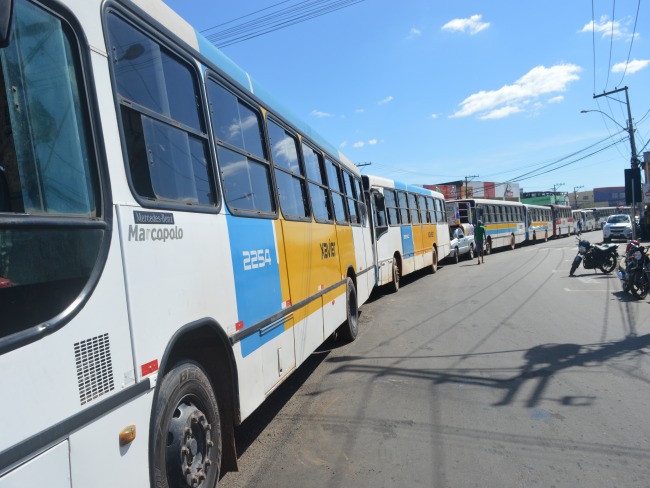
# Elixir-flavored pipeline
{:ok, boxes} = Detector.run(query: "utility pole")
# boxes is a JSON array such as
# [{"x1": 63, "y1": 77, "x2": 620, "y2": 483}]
[
  {"x1": 465, "y1": 174, "x2": 478, "y2": 198},
  {"x1": 551, "y1": 183, "x2": 564, "y2": 204},
  {"x1": 593, "y1": 87, "x2": 640, "y2": 238},
  {"x1": 573, "y1": 185, "x2": 583, "y2": 209},
  {"x1": 593, "y1": 86, "x2": 640, "y2": 168}
]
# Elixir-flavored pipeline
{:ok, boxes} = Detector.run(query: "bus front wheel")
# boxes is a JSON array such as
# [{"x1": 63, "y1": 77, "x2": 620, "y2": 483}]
[{"x1": 153, "y1": 361, "x2": 222, "y2": 488}]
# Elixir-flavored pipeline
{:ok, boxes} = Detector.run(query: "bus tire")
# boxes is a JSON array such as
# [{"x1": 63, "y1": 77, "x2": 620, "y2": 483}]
[
  {"x1": 338, "y1": 277, "x2": 359, "y2": 341},
  {"x1": 430, "y1": 247, "x2": 438, "y2": 273},
  {"x1": 153, "y1": 361, "x2": 222, "y2": 488},
  {"x1": 485, "y1": 239, "x2": 492, "y2": 255},
  {"x1": 510, "y1": 234, "x2": 515, "y2": 250},
  {"x1": 390, "y1": 258, "x2": 400, "y2": 292},
  {"x1": 544, "y1": 231, "x2": 548, "y2": 242}
]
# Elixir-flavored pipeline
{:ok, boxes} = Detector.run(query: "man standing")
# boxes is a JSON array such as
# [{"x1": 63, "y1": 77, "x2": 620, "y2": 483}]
[{"x1": 474, "y1": 219, "x2": 486, "y2": 265}]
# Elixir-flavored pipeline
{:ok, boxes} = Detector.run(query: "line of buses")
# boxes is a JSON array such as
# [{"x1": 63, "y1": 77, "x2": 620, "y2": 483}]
[{"x1": 0, "y1": 0, "x2": 590, "y2": 486}]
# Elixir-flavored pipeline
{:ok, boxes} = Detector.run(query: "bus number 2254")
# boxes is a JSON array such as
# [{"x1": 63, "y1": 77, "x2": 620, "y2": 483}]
[{"x1": 243, "y1": 249, "x2": 272, "y2": 270}]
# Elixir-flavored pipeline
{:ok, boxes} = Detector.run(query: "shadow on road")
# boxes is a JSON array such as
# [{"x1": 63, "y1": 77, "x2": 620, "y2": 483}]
[{"x1": 328, "y1": 332, "x2": 650, "y2": 409}]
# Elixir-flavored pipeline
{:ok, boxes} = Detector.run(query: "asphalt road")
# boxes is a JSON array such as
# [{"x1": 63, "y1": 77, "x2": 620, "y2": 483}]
[{"x1": 221, "y1": 231, "x2": 650, "y2": 488}]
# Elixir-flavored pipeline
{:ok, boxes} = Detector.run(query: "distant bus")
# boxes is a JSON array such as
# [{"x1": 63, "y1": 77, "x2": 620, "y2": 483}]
[
  {"x1": 589, "y1": 206, "x2": 631, "y2": 229},
  {"x1": 363, "y1": 175, "x2": 450, "y2": 291},
  {"x1": 571, "y1": 209, "x2": 596, "y2": 233},
  {"x1": 523, "y1": 204, "x2": 553, "y2": 243},
  {"x1": 548, "y1": 204, "x2": 573, "y2": 237},
  {"x1": 450, "y1": 199, "x2": 526, "y2": 253}
]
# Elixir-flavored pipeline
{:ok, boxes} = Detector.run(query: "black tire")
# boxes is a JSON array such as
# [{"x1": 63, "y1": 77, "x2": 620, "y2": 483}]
[
  {"x1": 600, "y1": 255, "x2": 617, "y2": 274},
  {"x1": 485, "y1": 239, "x2": 492, "y2": 255},
  {"x1": 604, "y1": 237, "x2": 611, "y2": 243},
  {"x1": 430, "y1": 247, "x2": 439, "y2": 273},
  {"x1": 453, "y1": 247, "x2": 459, "y2": 264},
  {"x1": 390, "y1": 258, "x2": 400, "y2": 293},
  {"x1": 337, "y1": 277, "x2": 359, "y2": 341},
  {"x1": 569, "y1": 259, "x2": 580, "y2": 276},
  {"x1": 510, "y1": 235, "x2": 515, "y2": 250},
  {"x1": 153, "y1": 361, "x2": 221, "y2": 488},
  {"x1": 544, "y1": 231, "x2": 548, "y2": 242},
  {"x1": 630, "y1": 273, "x2": 649, "y2": 300},
  {"x1": 468, "y1": 244, "x2": 475, "y2": 260}
]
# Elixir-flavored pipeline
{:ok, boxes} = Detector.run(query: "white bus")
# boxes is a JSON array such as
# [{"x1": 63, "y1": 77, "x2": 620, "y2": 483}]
[
  {"x1": 0, "y1": 0, "x2": 375, "y2": 485},
  {"x1": 523, "y1": 204, "x2": 553, "y2": 243},
  {"x1": 363, "y1": 175, "x2": 450, "y2": 291},
  {"x1": 450, "y1": 199, "x2": 526, "y2": 253}
]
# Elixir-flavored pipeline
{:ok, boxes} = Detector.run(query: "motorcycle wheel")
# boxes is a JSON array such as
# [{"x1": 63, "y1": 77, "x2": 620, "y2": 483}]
[
  {"x1": 600, "y1": 255, "x2": 617, "y2": 274},
  {"x1": 569, "y1": 259, "x2": 580, "y2": 276},
  {"x1": 631, "y1": 273, "x2": 649, "y2": 300}
]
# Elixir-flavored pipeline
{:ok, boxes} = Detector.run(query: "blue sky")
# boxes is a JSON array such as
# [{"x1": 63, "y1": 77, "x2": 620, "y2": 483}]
[{"x1": 162, "y1": 0, "x2": 650, "y2": 195}]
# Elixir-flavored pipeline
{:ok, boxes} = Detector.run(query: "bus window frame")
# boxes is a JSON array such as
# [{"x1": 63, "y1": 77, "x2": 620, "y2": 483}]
[
  {"x1": 1, "y1": 0, "x2": 112, "y2": 355},
  {"x1": 107, "y1": 10, "x2": 221, "y2": 215}
]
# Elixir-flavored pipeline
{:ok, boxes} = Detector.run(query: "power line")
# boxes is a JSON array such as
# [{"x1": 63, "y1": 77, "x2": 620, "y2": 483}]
[
  {"x1": 604, "y1": 0, "x2": 616, "y2": 90},
  {"x1": 201, "y1": 0, "x2": 367, "y2": 48},
  {"x1": 615, "y1": 0, "x2": 642, "y2": 88}
]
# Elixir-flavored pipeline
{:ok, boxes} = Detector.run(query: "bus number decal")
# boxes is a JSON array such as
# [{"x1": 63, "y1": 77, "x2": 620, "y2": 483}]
[
  {"x1": 320, "y1": 241, "x2": 336, "y2": 259},
  {"x1": 243, "y1": 249, "x2": 272, "y2": 270}
]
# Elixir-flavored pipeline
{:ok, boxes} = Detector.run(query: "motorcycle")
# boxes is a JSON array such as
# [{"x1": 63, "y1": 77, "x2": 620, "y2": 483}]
[
  {"x1": 617, "y1": 240, "x2": 650, "y2": 299},
  {"x1": 569, "y1": 235, "x2": 618, "y2": 276}
]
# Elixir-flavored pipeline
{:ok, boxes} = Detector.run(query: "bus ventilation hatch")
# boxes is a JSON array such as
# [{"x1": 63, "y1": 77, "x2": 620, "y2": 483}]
[{"x1": 74, "y1": 333, "x2": 115, "y2": 405}]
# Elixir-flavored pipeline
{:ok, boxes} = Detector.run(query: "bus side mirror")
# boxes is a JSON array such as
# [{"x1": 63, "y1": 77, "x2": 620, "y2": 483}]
[{"x1": 0, "y1": 0, "x2": 14, "y2": 48}]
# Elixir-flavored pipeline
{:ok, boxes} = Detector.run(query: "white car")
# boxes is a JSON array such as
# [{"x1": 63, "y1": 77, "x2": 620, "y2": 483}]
[
  {"x1": 603, "y1": 214, "x2": 633, "y2": 242},
  {"x1": 448, "y1": 226, "x2": 475, "y2": 263}
]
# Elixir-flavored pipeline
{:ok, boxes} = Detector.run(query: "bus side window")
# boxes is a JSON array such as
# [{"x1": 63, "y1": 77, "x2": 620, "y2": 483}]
[
  {"x1": 302, "y1": 143, "x2": 332, "y2": 223},
  {"x1": 107, "y1": 14, "x2": 214, "y2": 207},
  {"x1": 384, "y1": 189, "x2": 399, "y2": 225},
  {"x1": 207, "y1": 81, "x2": 274, "y2": 215}
]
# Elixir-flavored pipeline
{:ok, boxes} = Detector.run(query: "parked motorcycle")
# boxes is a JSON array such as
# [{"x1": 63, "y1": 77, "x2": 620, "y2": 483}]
[
  {"x1": 569, "y1": 236, "x2": 618, "y2": 276},
  {"x1": 617, "y1": 240, "x2": 650, "y2": 299}
]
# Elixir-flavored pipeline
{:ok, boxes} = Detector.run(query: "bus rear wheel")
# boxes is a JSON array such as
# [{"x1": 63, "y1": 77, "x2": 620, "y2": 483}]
[
  {"x1": 153, "y1": 361, "x2": 222, "y2": 488},
  {"x1": 390, "y1": 259, "x2": 400, "y2": 292},
  {"x1": 337, "y1": 277, "x2": 359, "y2": 341},
  {"x1": 430, "y1": 247, "x2": 438, "y2": 273},
  {"x1": 510, "y1": 235, "x2": 515, "y2": 250}
]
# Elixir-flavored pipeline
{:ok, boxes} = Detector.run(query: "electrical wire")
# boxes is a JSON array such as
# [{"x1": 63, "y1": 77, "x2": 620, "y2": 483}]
[
  {"x1": 604, "y1": 0, "x2": 616, "y2": 90},
  {"x1": 201, "y1": 0, "x2": 367, "y2": 48},
  {"x1": 615, "y1": 0, "x2": 642, "y2": 88}
]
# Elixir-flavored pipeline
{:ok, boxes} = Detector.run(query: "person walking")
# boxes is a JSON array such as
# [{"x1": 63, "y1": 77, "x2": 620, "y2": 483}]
[{"x1": 474, "y1": 219, "x2": 486, "y2": 265}]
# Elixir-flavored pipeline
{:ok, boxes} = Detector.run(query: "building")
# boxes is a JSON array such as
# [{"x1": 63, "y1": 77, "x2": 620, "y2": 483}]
[
  {"x1": 521, "y1": 191, "x2": 570, "y2": 206},
  {"x1": 426, "y1": 180, "x2": 521, "y2": 201},
  {"x1": 593, "y1": 187, "x2": 626, "y2": 207}
]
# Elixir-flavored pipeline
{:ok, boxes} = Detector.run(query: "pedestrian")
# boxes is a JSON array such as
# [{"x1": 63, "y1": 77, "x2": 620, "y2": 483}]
[{"x1": 474, "y1": 219, "x2": 486, "y2": 265}]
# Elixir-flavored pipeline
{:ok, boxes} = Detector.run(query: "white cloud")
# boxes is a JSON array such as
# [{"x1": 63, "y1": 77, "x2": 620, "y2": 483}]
[
  {"x1": 548, "y1": 96, "x2": 564, "y2": 104},
  {"x1": 431, "y1": 113, "x2": 439, "y2": 119},
  {"x1": 378, "y1": 96, "x2": 394, "y2": 105},
  {"x1": 442, "y1": 14, "x2": 490, "y2": 35},
  {"x1": 451, "y1": 64, "x2": 581, "y2": 119},
  {"x1": 353, "y1": 141, "x2": 365, "y2": 148},
  {"x1": 310, "y1": 109, "x2": 334, "y2": 118},
  {"x1": 368, "y1": 139, "x2": 378, "y2": 145},
  {"x1": 406, "y1": 27, "x2": 422, "y2": 40},
  {"x1": 612, "y1": 59, "x2": 650, "y2": 74},
  {"x1": 479, "y1": 106, "x2": 523, "y2": 120},
  {"x1": 580, "y1": 16, "x2": 636, "y2": 41},
  {"x1": 340, "y1": 141, "x2": 348, "y2": 148},
  {"x1": 355, "y1": 108, "x2": 365, "y2": 113}
]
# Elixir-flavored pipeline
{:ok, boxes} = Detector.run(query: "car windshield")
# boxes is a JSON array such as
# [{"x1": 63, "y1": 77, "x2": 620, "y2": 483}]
[{"x1": 607, "y1": 215, "x2": 630, "y2": 224}]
